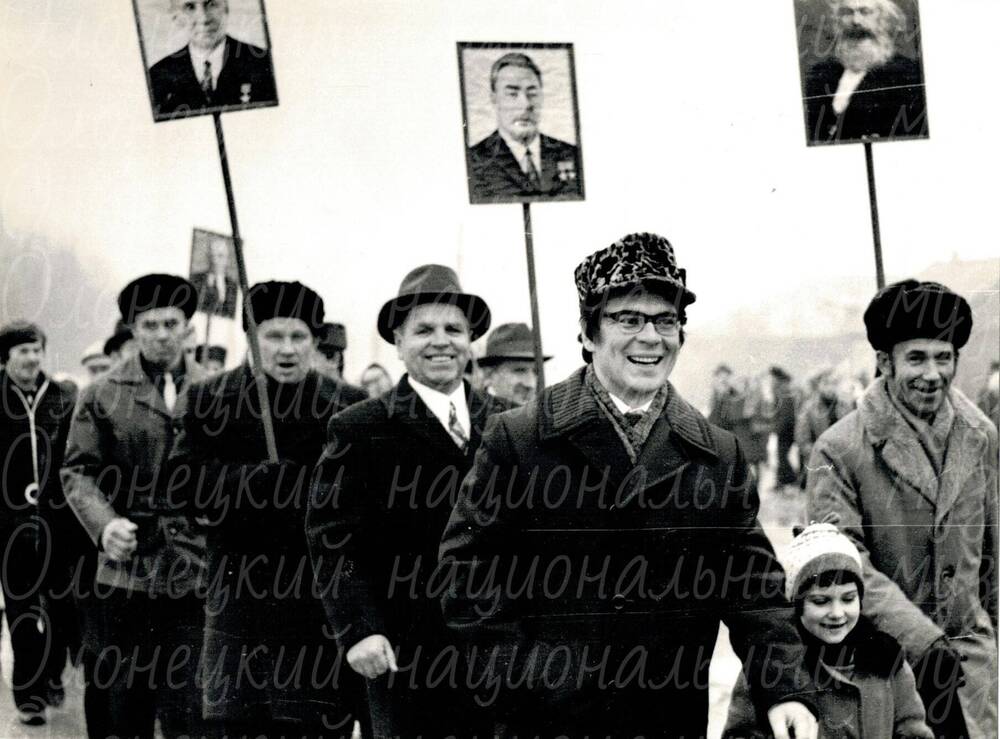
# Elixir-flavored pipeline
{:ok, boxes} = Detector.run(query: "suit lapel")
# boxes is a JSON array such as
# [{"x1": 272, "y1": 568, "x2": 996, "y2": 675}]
[
  {"x1": 540, "y1": 369, "x2": 634, "y2": 493},
  {"x1": 388, "y1": 377, "x2": 465, "y2": 459},
  {"x1": 487, "y1": 133, "x2": 532, "y2": 191}
]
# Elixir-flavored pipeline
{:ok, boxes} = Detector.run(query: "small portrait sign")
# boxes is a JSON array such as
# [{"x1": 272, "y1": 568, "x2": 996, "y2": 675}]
[{"x1": 189, "y1": 228, "x2": 239, "y2": 319}]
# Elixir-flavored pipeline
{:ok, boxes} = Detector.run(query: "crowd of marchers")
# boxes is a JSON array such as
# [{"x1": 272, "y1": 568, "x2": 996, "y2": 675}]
[{"x1": 0, "y1": 232, "x2": 996, "y2": 739}]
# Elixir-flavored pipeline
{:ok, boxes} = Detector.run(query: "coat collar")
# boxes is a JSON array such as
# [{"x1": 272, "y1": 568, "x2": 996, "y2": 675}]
[
  {"x1": 859, "y1": 377, "x2": 991, "y2": 517},
  {"x1": 537, "y1": 368, "x2": 718, "y2": 502},
  {"x1": 107, "y1": 353, "x2": 204, "y2": 418},
  {"x1": 383, "y1": 375, "x2": 501, "y2": 457},
  {"x1": 538, "y1": 367, "x2": 717, "y2": 457}
]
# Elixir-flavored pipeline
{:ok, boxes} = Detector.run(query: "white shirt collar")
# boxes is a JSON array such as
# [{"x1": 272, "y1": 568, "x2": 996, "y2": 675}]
[
  {"x1": 609, "y1": 393, "x2": 654, "y2": 415},
  {"x1": 408, "y1": 376, "x2": 470, "y2": 438},
  {"x1": 498, "y1": 129, "x2": 541, "y2": 176},
  {"x1": 189, "y1": 38, "x2": 227, "y2": 88}
]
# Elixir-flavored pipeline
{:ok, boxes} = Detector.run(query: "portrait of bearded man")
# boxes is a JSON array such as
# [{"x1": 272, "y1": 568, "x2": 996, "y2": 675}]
[{"x1": 799, "y1": 0, "x2": 929, "y2": 144}]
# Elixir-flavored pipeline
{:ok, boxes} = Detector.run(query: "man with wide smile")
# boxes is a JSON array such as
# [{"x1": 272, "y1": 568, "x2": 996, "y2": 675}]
[
  {"x1": 442, "y1": 232, "x2": 818, "y2": 739},
  {"x1": 307, "y1": 264, "x2": 509, "y2": 739},
  {"x1": 807, "y1": 279, "x2": 998, "y2": 739}
]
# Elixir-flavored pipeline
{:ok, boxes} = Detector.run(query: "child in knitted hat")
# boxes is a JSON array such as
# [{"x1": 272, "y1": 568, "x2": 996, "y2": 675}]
[{"x1": 723, "y1": 523, "x2": 933, "y2": 738}]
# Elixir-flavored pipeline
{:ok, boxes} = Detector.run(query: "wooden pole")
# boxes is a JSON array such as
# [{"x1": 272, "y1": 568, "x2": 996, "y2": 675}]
[
  {"x1": 521, "y1": 202, "x2": 546, "y2": 391},
  {"x1": 863, "y1": 142, "x2": 885, "y2": 289},
  {"x1": 212, "y1": 112, "x2": 278, "y2": 462}
]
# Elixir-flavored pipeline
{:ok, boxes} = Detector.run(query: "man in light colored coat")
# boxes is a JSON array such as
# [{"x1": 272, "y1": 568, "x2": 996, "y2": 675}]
[{"x1": 807, "y1": 279, "x2": 998, "y2": 739}]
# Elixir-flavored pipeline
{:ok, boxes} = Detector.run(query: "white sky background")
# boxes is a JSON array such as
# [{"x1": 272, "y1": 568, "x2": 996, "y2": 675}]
[{"x1": 2, "y1": 1, "x2": 998, "y2": 387}]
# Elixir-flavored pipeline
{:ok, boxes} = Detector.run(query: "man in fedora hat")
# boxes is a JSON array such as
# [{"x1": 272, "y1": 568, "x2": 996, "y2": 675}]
[
  {"x1": 478, "y1": 321, "x2": 550, "y2": 406},
  {"x1": 314, "y1": 322, "x2": 368, "y2": 403},
  {"x1": 307, "y1": 264, "x2": 509, "y2": 738},
  {"x1": 807, "y1": 280, "x2": 997, "y2": 739},
  {"x1": 170, "y1": 281, "x2": 367, "y2": 738},
  {"x1": 62, "y1": 273, "x2": 211, "y2": 738},
  {"x1": 440, "y1": 233, "x2": 818, "y2": 739}
]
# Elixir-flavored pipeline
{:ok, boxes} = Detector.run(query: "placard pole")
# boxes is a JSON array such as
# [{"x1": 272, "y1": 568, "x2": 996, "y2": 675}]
[
  {"x1": 864, "y1": 142, "x2": 885, "y2": 289},
  {"x1": 213, "y1": 112, "x2": 278, "y2": 462},
  {"x1": 522, "y1": 202, "x2": 547, "y2": 391}
]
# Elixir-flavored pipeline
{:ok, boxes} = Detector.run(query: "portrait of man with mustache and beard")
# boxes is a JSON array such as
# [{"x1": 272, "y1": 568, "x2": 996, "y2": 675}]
[
  {"x1": 460, "y1": 43, "x2": 585, "y2": 204},
  {"x1": 797, "y1": 0, "x2": 929, "y2": 145}
]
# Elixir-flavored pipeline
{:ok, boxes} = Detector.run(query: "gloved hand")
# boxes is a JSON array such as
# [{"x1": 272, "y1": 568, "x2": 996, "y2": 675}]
[{"x1": 914, "y1": 637, "x2": 966, "y2": 691}]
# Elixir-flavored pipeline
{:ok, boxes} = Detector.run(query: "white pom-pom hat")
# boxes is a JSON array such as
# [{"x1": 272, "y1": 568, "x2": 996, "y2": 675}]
[{"x1": 784, "y1": 522, "x2": 864, "y2": 602}]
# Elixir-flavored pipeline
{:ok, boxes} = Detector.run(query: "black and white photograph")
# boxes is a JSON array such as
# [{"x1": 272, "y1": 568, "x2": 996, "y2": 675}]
[
  {"x1": 796, "y1": 0, "x2": 929, "y2": 145},
  {"x1": 459, "y1": 42, "x2": 585, "y2": 204},
  {"x1": 189, "y1": 228, "x2": 238, "y2": 318},
  {"x1": 1, "y1": 3, "x2": 997, "y2": 739},
  {"x1": 133, "y1": 0, "x2": 278, "y2": 122}
]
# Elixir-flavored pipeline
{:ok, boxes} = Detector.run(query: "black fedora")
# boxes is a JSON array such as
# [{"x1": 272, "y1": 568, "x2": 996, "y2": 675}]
[
  {"x1": 477, "y1": 323, "x2": 551, "y2": 367},
  {"x1": 377, "y1": 265, "x2": 491, "y2": 343}
]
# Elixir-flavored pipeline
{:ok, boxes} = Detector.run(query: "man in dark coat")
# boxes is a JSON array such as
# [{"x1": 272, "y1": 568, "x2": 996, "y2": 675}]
[
  {"x1": 467, "y1": 52, "x2": 583, "y2": 202},
  {"x1": 169, "y1": 281, "x2": 366, "y2": 738},
  {"x1": 307, "y1": 264, "x2": 510, "y2": 738},
  {"x1": 148, "y1": 0, "x2": 276, "y2": 118},
  {"x1": 62, "y1": 274, "x2": 211, "y2": 739},
  {"x1": 440, "y1": 233, "x2": 818, "y2": 739},
  {"x1": 803, "y1": 0, "x2": 928, "y2": 144},
  {"x1": 0, "y1": 322, "x2": 79, "y2": 725}
]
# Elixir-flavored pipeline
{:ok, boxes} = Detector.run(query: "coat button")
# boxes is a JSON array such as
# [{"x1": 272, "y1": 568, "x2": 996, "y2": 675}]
[
  {"x1": 612, "y1": 593, "x2": 626, "y2": 611},
  {"x1": 168, "y1": 525, "x2": 179, "y2": 536}
]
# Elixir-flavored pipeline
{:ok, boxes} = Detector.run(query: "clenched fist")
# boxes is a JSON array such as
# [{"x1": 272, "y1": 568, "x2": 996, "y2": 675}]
[{"x1": 346, "y1": 634, "x2": 398, "y2": 679}]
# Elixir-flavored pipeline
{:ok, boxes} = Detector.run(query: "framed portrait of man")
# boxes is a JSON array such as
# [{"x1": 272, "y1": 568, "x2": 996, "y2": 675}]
[
  {"x1": 132, "y1": 0, "x2": 278, "y2": 122},
  {"x1": 795, "y1": 0, "x2": 929, "y2": 146},
  {"x1": 458, "y1": 42, "x2": 585, "y2": 205},
  {"x1": 189, "y1": 228, "x2": 239, "y2": 319}
]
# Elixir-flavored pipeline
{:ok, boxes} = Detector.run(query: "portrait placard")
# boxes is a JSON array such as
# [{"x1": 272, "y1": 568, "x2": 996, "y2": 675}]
[
  {"x1": 189, "y1": 228, "x2": 239, "y2": 319},
  {"x1": 795, "y1": 0, "x2": 928, "y2": 146},
  {"x1": 133, "y1": 0, "x2": 278, "y2": 122},
  {"x1": 458, "y1": 42, "x2": 585, "y2": 205}
]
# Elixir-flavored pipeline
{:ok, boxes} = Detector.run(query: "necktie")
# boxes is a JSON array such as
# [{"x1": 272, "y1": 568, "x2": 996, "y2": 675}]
[
  {"x1": 522, "y1": 151, "x2": 541, "y2": 189},
  {"x1": 624, "y1": 411, "x2": 644, "y2": 428},
  {"x1": 202, "y1": 60, "x2": 213, "y2": 99},
  {"x1": 448, "y1": 401, "x2": 469, "y2": 453},
  {"x1": 163, "y1": 372, "x2": 177, "y2": 412}
]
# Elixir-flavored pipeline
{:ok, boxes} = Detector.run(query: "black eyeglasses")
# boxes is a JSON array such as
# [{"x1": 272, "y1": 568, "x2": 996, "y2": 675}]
[{"x1": 602, "y1": 310, "x2": 680, "y2": 335}]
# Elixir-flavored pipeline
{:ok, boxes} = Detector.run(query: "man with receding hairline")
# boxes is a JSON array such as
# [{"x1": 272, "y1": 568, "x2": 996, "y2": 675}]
[
  {"x1": 148, "y1": 0, "x2": 276, "y2": 117},
  {"x1": 467, "y1": 51, "x2": 582, "y2": 201},
  {"x1": 803, "y1": 0, "x2": 928, "y2": 143}
]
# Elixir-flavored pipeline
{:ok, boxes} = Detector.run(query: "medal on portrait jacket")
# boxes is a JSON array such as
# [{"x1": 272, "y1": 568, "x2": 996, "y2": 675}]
[
  {"x1": 557, "y1": 160, "x2": 577, "y2": 182},
  {"x1": 240, "y1": 83, "x2": 252, "y2": 103}
]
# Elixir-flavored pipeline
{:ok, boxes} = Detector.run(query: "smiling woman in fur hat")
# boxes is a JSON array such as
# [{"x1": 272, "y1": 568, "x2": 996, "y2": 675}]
[{"x1": 807, "y1": 279, "x2": 997, "y2": 739}]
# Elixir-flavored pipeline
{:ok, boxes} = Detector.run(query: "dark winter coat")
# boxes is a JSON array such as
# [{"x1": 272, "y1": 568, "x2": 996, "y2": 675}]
[
  {"x1": 439, "y1": 368, "x2": 812, "y2": 739},
  {"x1": 306, "y1": 375, "x2": 510, "y2": 737},
  {"x1": 169, "y1": 365, "x2": 365, "y2": 726}
]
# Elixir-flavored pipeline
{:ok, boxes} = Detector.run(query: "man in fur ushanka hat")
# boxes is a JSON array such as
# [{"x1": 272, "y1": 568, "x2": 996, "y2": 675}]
[
  {"x1": 441, "y1": 233, "x2": 819, "y2": 739},
  {"x1": 807, "y1": 279, "x2": 997, "y2": 739},
  {"x1": 169, "y1": 280, "x2": 367, "y2": 737}
]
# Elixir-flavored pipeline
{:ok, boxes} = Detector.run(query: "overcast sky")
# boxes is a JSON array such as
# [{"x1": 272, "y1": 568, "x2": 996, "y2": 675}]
[{"x1": 2, "y1": 0, "x2": 997, "y2": 385}]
